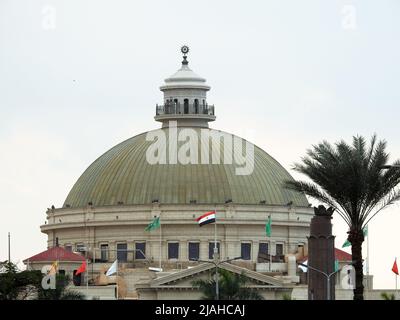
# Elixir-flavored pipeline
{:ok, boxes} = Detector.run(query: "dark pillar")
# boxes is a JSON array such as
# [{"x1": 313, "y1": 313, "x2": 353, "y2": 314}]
[{"x1": 308, "y1": 205, "x2": 335, "y2": 300}]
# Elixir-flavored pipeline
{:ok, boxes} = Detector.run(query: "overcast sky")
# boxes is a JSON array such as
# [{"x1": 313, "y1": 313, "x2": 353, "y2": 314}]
[{"x1": 1, "y1": 0, "x2": 399, "y2": 289}]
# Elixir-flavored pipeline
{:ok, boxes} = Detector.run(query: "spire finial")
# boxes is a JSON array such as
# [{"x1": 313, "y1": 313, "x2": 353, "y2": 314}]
[{"x1": 181, "y1": 45, "x2": 189, "y2": 65}]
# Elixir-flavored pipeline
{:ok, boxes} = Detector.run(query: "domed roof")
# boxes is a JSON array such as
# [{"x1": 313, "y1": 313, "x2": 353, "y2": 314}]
[
  {"x1": 63, "y1": 128, "x2": 308, "y2": 208},
  {"x1": 160, "y1": 58, "x2": 210, "y2": 91}
]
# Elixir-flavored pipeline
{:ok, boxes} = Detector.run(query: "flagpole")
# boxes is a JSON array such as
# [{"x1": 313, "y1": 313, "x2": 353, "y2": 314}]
[
  {"x1": 366, "y1": 225, "x2": 369, "y2": 290},
  {"x1": 214, "y1": 208, "x2": 219, "y2": 301},
  {"x1": 86, "y1": 258, "x2": 89, "y2": 298},
  {"x1": 116, "y1": 260, "x2": 119, "y2": 300},
  {"x1": 396, "y1": 258, "x2": 398, "y2": 300},
  {"x1": 159, "y1": 214, "x2": 162, "y2": 270},
  {"x1": 268, "y1": 216, "x2": 271, "y2": 272},
  {"x1": 214, "y1": 209, "x2": 217, "y2": 256},
  {"x1": 8, "y1": 232, "x2": 11, "y2": 263}
]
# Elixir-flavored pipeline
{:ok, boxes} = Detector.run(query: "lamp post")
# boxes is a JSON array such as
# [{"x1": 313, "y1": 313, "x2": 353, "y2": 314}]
[
  {"x1": 299, "y1": 263, "x2": 340, "y2": 300},
  {"x1": 190, "y1": 255, "x2": 242, "y2": 300}
]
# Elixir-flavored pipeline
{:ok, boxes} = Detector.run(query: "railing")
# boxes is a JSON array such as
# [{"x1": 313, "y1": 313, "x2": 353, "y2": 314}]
[{"x1": 156, "y1": 103, "x2": 215, "y2": 116}]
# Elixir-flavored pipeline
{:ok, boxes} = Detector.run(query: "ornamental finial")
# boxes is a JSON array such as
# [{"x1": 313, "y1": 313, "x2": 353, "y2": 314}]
[{"x1": 181, "y1": 45, "x2": 189, "y2": 65}]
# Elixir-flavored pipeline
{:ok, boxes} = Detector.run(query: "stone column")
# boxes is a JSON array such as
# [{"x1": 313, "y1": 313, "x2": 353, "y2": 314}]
[
  {"x1": 308, "y1": 206, "x2": 335, "y2": 300},
  {"x1": 252, "y1": 240, "x2": 259, "y2": 262},
  {"x1": 200, "y1": 240, "x2": 208, "y2": 260},
  {"x1": 180, "y1": 240, "x2": 187, "y2": 261}
]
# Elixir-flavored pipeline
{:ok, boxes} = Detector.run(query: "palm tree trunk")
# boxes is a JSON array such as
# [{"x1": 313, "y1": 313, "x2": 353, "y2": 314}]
[{"x1": 350, "y1": 230, "x2": 364, "y2": 300}]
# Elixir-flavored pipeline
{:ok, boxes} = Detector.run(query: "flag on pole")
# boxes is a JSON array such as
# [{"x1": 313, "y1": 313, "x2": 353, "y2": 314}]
[
  {"x1": 145, "y1": 216, "x2": 160, "y2": 231},
  {"x1": 342, "y1": 227, "x2": 368, "y2": 248},
  {"x1": 106, "y1": 260, "x2": 118, "y2": 276},
  {"x1": 75, "y1": 261, "x2": 87, "y2": 275},
  {"x1": 342, "y1": 239, "x2": 351, "y2": 248},
  {"x1": 49, "y1": 261, "x2": 58, "y2": 275},
  {"x1": 392, "y1": 258, "x2": 399, "y2": 275},
  {"x1": 196, "y1": 211, "x2": 216, "y2": 227},
  {"x1": 298, "y1": 260, "x2": 308, "y2": 272},
  {"x1": 265, "y1": 216, "x2": 272, "y2": 237}
]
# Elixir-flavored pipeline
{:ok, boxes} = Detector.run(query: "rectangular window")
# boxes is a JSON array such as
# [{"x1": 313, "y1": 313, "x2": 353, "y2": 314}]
[
  {"x1": 276, "y1": 243, "x2": 283, "y2": 255},
  {"x1": 208, "y1": 242, "x2": 220, "y2": 259},
  {"x1": 76, "y1": 244, "x2": 86, "y2": 255},
  {"x1": 241, "y1": 243, "x2": 251, "y2": 260},
  {"x1": 135, "y1": 242, "x2": 146, "y2": 260},
  {"x1": 168, "y1": 242, "x2": 179, "y2": 259},
  {"x1": 259, "y1": 242, "x2": 269, "y2": 255},
  {"x1": 276, "y1": 243, "x2": 284, "y2": 261},
  {"x1": 188, "y1": 242, "x2": 200, "y2": 261},
  {"x1": 100, "y1": 244, "x2": 109, "y2": 262},
  {"x1": 117, "y1": 243, "x2": 127, "y2": 262}
]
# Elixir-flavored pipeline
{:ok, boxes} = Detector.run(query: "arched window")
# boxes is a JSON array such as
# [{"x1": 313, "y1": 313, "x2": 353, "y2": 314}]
[
  {"x1": 174, "y1": 99, "x2": 179, "y2": 114},
  {"x1": 194, "y1": 99, "x2": 199, "y2": 114},
  {"x1": 184, "y1": 99, "x2": 189, "y2": 114}
]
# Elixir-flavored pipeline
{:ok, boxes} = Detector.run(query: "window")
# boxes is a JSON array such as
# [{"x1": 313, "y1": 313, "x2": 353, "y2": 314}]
[
  {"x1": 117, "y1": 243, "x2": 127, "y2": 262},
  {"x1": 65, "y1": 245, "x2": 72, "y2": 252},
  {"x1": 168, "y1": 242, "x2": 179, "y2": 259},
  {"x1": 184, "y1": 99, "x2": 189, "y2": 114},
  {"x1": 73, "y1": 270, "x2": 82, "y2": 286},
  {"x1": 241, "y1": 243, "x2": 251, "y2": 260},
  {"x1": 259, "y1": 242, "x2": 269, "y2": 255},
  {"x1": 76, "y1": 244, "x2": 86, "y2": 255},
  {"x1": 276, "y1": 243, "x2": 283, "y2": 262},
  {"x1": 194, "y1": 99, "x2": 199, "y2": 114},
  {"x1": 100, "y1": 244, "x2": 108, "y2": 262},
  {"x1": 208, "y1": 242, "x2": 220, "y2": 259},
  {"x1": 188, "y1": 242, "x2": 200, "y2": 261},
  {"x1": 135, "y1": 242, "x2": 146, "y2": 260}
]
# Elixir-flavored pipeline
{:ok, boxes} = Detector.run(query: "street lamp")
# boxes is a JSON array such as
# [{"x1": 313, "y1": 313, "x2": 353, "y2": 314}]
[
  {"x1": 298, "y1": 263, "x2": 341, "y2": 300},
  {"x1": 190, "y1": 255, "x2": 242, "y2": 300}
]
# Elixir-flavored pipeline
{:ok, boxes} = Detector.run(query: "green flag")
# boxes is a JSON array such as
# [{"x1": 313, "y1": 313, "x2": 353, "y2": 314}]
[
  {"x1": 334, "y1": 259, "x2": 339, "y2": 272},
  {"x1": 145, "y1": 216, "x2": 160, "y2": 231},
  {"x1": 342, "y1": 227, "x2": 368, "y2": 248},
  {"x1": 342, "y1": 239, "x2": 351, "y2": 248},
  {"x1": 265, "y1": 216, "x2": 272, "y2": 237}
]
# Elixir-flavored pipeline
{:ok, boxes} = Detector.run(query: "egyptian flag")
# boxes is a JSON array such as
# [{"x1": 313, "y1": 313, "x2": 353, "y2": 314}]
[
  {"x1": 392, "y1": 258, "x2": 399, "y2": 275},
  {"x1": 196, "y1": 211, "x2": 216, "y2": 227},
  {"x1": 75, "y1": 261, "x2": 87, "y2": 276}
]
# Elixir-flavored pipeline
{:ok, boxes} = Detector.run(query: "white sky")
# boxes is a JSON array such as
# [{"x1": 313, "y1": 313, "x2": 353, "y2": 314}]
[{"x1": 0, "y1": 0, "x2": 399, "y2": 289}]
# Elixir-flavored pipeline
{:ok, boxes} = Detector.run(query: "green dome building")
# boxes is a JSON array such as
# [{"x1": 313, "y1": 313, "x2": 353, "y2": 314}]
[{"x1": 40, "y1": 47, "x2": 313, "y2": 300}]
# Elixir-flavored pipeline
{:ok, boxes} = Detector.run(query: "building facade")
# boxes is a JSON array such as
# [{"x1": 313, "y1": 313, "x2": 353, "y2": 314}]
[{"x1": 37, "y1": 47, "x2": 316, "y2": 299}]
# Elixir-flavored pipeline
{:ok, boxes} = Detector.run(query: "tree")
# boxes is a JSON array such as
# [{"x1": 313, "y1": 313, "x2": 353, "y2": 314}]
[
  {"x1": 285, "y1": 135, "x2": 400, "y2": 300},
  {"x1": 0, "y1": 261, "x2": 85, "y2": 300},
  {"x1": 0, "y1": 261, "x2": 42, "y2": 300},
  {"x1": 36, "y1": 274, "x2": 85, "y2": 300},
  {"x1": 192, "y1": 269, "x2": 264, "y2": 300}
]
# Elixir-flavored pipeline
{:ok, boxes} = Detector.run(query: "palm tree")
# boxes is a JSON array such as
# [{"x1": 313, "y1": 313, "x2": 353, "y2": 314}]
[
  {"x1": 381, "y1": 292, "x2": 396, "y2": 300},
  {"x1": 285, "y1": 135, "x2": 400, "y2": 300},
  {"x1": 192, "y1": 269, "x2": 264, "y2": 300}
]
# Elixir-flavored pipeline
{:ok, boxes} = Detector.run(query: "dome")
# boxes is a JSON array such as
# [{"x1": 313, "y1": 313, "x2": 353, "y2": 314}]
[
  {"x1": 63, "y1": 128, "x2": 308, "y2": 208},
  {"x1": 159, "y1": 63, "x2": 210, "y2": 91}
]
